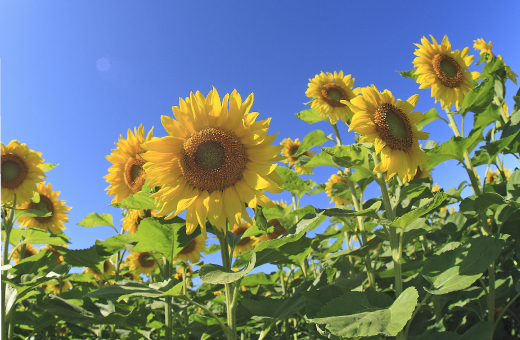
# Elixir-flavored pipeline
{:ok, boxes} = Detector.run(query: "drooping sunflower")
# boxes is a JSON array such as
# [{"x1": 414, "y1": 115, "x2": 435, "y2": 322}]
[
  {"x1": 259, "y1": 219, "x2": 287, "y2": 241},
  {"x1": 12, "y1": 243, "x2": 38, "y2": 264},
  {"x1": 281, "y1": 138, "x2": 314, "y2": 174},
  {"x1": 230, "y1": 221, "x2": 257, "y2": 257},
  {"x1": 413, "y1": 35, "x2": 479, "y2": 110},
  {"x1": 175, "y1": 234, "x2": 207, "y2": 264},
  {"x1": 346, "y1": 85, "x2": 430, "y2": 183},
  {"x1": 17, "y1": 182, "x2": 71, "y2": 234},
  {"x1": 121, "y1": 209, "x2": 158, "y2": 234},
  {"x1": 325, "y1": 171, "x2": 353, "y2": 207},
  {"x1": 142, "y1": 88, "x2": 283, "y2": 234},
  {"x1": 105, "y1": 125, "x2": 154, "y2": 204},
  {"x1": 1, "y1": 140, "x2": 46, "y2": 205},
  {"x1": 85, "y1": 260, "x2": 115, "y2": 281},
  {"x1": 305, "y1": 71, "x2": 358, "y2": 125},
  {"x1": 125, "y1": 252, "x2": 161, "y2": 277}
]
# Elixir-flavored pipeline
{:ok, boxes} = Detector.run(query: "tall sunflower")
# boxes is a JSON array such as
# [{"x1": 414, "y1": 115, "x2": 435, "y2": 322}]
[
  {"x1": 125, "y1": 252, "x2": 161, "y2": 277},
  {"x1": 306, "y1": 71, "x2": 358, "y2": 125},
  {"x1": 346, "y1": 85, "x2": 429, "y2": 183},
  {"x1": 105, "y1": 125, "x2": 154, "y2": 204},
  {"x1": 230, "y1": 221, "x2": 257, "y2": 257},
  {"x1": 12, "y1": 243, "x2": 38, "y2": 264},
  {"x1": 142, "y1": 88, "x2": 283, "y2": 234},
  {"x1": 17, "y1": 182, "x2": 71, "y2": 234},
  {"x1": 413, "y1": 35, "x2": 479, "y2": 110},
  {"x1": 175, "y1": 235, "x2": 207, "y2": 264},
  {"x1": 281, "y1": 138, "x2": 314, "y2": 174},
  {"x1": 121, "y1": 209, "x2": 158, "y2": 234},
  {"x1": 325, "y1": 171, "x2": 353, "y2": 207},
  {"x1": 1, "y1": 141, "x2": 46, "y2": 205}
]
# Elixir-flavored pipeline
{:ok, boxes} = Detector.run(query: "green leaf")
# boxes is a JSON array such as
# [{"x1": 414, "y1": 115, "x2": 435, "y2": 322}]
[
  {"x1": 297, "y1": 152, "x2": 340, "y2": 169},
  {"x1": 398, "y1": 69, "x2": 419, "y2": 81},
  {"x1": 476, "y1": 56, "x2": 506, "y2": 81},
  {"x1": 398, "y1": 183, "x2": 428, "y2": 203},
  {"x1": 458, "y1": 77, "x2": 495, "y2": 118},
  {"x1": 255, "y1": 206, "x2": 269, "y2": 232},
  {"x1": 11, "y1": 228, "x2": 69, "y2": 247},
  {"x1": 275, "y1": 167, "x2": 313, "y2": 199},
  {"x1": 77, "y1": 212, "x2": 114, "y2": 228},
  {"x1": 295, "y1": 108, "x2": 328, "y2": 124},
  {"x1": 416, "y1": 108, "x2": 449, "y2": 131},
  {"x1": 97, "y1": 234, "x2": 137, "y2": 254},
  {"x1": 293, "y1": 130, "x2": 333, "y2": 157},
  {"x1": 303, "y1": 285, "x2": 345, "y2": 318},
  {"x1": 200, "y1": 253, "x2": 256, "y2": 284},
  {"x1": 240, "y1": 273, "x2": 273, "y2": 286},
  {"x1": 241, "y1": 285, "x2": 308, "y2": 321},
  {"x1": 109, "y1": 191, "x2": 158, "y2": 210},
  {"x1": 327, "y1": 236, "x2": 383, "y2": 259},
  {"x1": 322, "y1": 145, "x2": 373, "y2": 176},
  {"x1": 473, "y1": 193, "x2": 505, "y2": 212},
  {"x1": 422, "y1": 235, "x2": 504, "y2": 295},
  {"x1": 425, "y1": 133, "x2": 483, "y2": 170},
  {"x1": 53, "y1": 245, "x2": 110, "y2": 274},
  {"x1": 41, "y1": 163, "x2": 58, "y2": 172},
  {"x1": 483, "y1": 132, "x2": 519, "y2": 163},
  {"x1": 391, "y1": 192, "x2": 447, "y2": 229},
  {"x1": 310, "y1": 287, "x2": 418, "y2": 337},
  {"x1": 14, "y1": 207, "x2": 51, "y2": 219},
  {"x1": 8, "y1": 250, "x2": 56, "y2": 276},
  {"x1": 459, "y1": 321, "x2": 493, "y2": 340}
]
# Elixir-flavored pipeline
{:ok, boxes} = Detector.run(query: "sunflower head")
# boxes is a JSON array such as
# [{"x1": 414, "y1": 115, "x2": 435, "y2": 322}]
[
  {"x1": 413, "y1": 35, "x2": 479, "y2": 110},
  {"x1": 306, "y1": 71, "x2": 358, "y2": 125},
  {"x1": 105, "y1": 125, "x2": 154, "y2": 204},
  {"x1": 12, "y1": 243, "x2": 38, "y2": 264},
  {"x1": 230, "y1": 221, "x2": 257, "y2": 257},
  {"x1": 142, "y1": 88, "x2": 284, "y2": 235},
  {"x1": 125, "y1": 252, "x2": 161, "y2": 277},
  {"x1": 85, "y1": 260, "x2": 115, "y2": 281},
  {"x1": 175, "y1": 234, "x2": 207, "y2": 264},
  {"x1": 347, "y1": 85, "x2": 430, "y2": 183},
  {"x1": 122, "y1": 209, "x2": 158, "y2": 234},
  {"x1": 17, "y1": 182, "x2": 71, "y2": 234},
  {"x1": 1, "y1": 141, "x2": 46, "y2": 205},
  {"x1": 281, "y1": 138, "x2": 314, "y2": 174},
  {"x1": 325, "y1": 171, "x2": 353, "y2": 207}
]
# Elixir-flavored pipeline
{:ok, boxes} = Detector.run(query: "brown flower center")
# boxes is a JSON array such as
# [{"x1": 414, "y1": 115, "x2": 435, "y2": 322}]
[
  {"x1": 373, "y1": 104, "x2": 414, "y2": 151},
  {"x1": 432, "y1": 54, "x2": 463, "y2": 88},
  {"x1": 180, "y1": 127, "x2": 248, "y2": 193},
  {"x1": 28, "y1": 195, "x2": 54, "y2": 223},
  {"x1": 231, "y1": 226, "x2": 251, "y2": 246},
  {"x1": 124, "y1": 154, "x2": 147, "y2": 194},
  {"x1": 1, "y1": 154, "x2": 28, "y2": 190},
  {"x1": 138, "y1": 253, "x2": 155, "y2": 268},
  {"x1": 321, "y1": 83, "x2": 348, "y2": 107},
  {"x1": 179, "y1": 239, "x2": 197, "y2": 254}
]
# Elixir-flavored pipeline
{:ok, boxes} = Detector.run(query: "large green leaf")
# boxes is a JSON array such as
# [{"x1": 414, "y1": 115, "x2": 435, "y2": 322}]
[
  {"x1": 77, "y1": 212, "x2": 114, "y2": 228},
  {"x1": 53, "y1": 245, "x2": 110, "y2": 274},
  {"x1": 483, "y1": 132, "x2": 519, "y2": 163},
  {"x1": 9, "y1": 227, "x2": 69, "y2": 247},
  {"x1": 293, "y1": 130, "x2": 333, "y2": 157},
  {"x1": 416, "y1": 108, "x2": 449, "y2": 131},
  {"x1": 327, "y1": 236, "x2": 383, "y2": 259},
  {"x1": 97, "y1": 234, "x2": 137, "y2": 254},
  {"x1": 200, "y1": 253, "x2": 256, "y2": 284},
  {"x1": 457, "y1": 77, "x2": 495, "y2": 118},
  {"x1": 473, "y1": 193, "x2": 506, "y2": 212},
  {"x1": 302, "y1": 285, "x2": 345, "y2": 318},
  {"x1": 310, "y1": 287, "x2": 418, "y2": 337},
  {"x1": 86, "y1": 279, "x2": 181, "y2": 301},
  {"x1": 14, "y1": 207, "x2": 51, "y2": 219},
  {"x1": 275, "y1": 167, "x2": 313, "y2": 199},
  {"x1": 241, "y1": 285, "x2": 308, "y2": 321},
  {"x1": 109, "y1": 191, "x2": 158, "y2": 210},
  {"x1": 322, "y1": 145, "x2": 373, "y2": 178},
  {"x1": 422, "y1": 235, "x2": 504, "y2": 295},
  {"x1": 425, "y1": 133, "x2": 483, "y2": 170},
  {"x1": 391, "y1": 192, "x2": 447, "y2": 229},
  {"x1": 240, "y1": 273, "x2": 273, "y2": 286},
  {"x1": 297, "y1": 152, "x2": 340, "y2": 169},
  {"x1": 295, "y1": 108, "x2": 328, "y2": 124}
]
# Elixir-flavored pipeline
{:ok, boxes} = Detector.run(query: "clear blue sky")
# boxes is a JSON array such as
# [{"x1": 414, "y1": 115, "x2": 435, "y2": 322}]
[{"x1": 2, "y1": 1, "x2": 519, "y2": 273}]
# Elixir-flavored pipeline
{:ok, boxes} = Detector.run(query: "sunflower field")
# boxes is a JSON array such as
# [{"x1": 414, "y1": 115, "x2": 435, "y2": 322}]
[{"x1": 2, "y1": 35, "x2": 520, "y2": 340}]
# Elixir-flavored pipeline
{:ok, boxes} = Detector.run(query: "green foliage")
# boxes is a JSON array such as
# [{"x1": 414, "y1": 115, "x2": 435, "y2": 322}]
[
  {"x1": 77, "y1": 212, "x2": 114, "y2": 228},
  {"x1": 200, "y1": 253, "x2": 256, "y2": 284},
  {"x1": 109, "y1": 191, "x2": 158, "y2": 210},
  {"x1": 295, "y1": 108, "x2": 328, "y2": 124},
  {"x1": 293, "y1": 130, "x2": 333, "y2": 157}
]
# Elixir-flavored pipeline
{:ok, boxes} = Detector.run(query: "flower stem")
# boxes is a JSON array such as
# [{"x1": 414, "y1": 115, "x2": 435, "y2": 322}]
[
  {"x1": 182, "y1": 265, "x2": 190, "y2": 340},
  {"x1": 331, "y1": 123, "x2": 343, "y2": 146},
  {"x1": 2, "y1": 196, "x2": 16, "y2": 340},
  {"x1": 164, "y1": 258, "x2": 173, "y2": 340},
  {"x1": 217, "y1": 226, "x2": 237, "y2": 340}
]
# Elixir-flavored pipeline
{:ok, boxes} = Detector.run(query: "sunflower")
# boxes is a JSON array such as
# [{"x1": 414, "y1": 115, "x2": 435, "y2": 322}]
[
  {"x1": 46, "y1": 280, "x2": 72, "y2": 295},
  {"x1": 275, "y1": 200, "x2": 288, "y2": 208},
  {"x1": 413, "y1": 35, "x2": 479, "y2": 110},
  {"x1": 325, "y1": 171, "x2": 353, "y2": 207},
  {"x1": 473, "y1": 38, "x2": 493, "y2": 59},
  {"x1": 85, "y1": 260, "x2": 115, "y2": 281},
  {"x1": 174, "y1": 266, "x2": 193, "y2": 288},
  {"x1": 346, "y1": 85, "x2": 430, "y2": 183},
  {"x1": 125, "y1": 252, "x2": 161, "y2": 277},
  {"x1": 1, "y1": 140, "x2": 46, "y2": 205},
  {"x1": 432, "y1": 183, "x2": 440, "y2": 192},
  {"x1": 12, "y1": 243, "x2": 38, "y2": 264},
  {"x1": 121, "y1": 271, "x2": 142, "y2": 281},
  {"x1": 486, "y1": 169, "x2": 512, "y2": 184},
  {"x1": 121, "y1": 209, "x2": 158, "y2": 234},
  {"x1": 142, "y1": 88, "x2": 283, "y2": 234},
  {"x1": 175, "y1": 235, "x2": 207, "y2": 264},
  {"x1": 41, "y1": 244, "x2": 67, "y2": 265},
  {"x1": 306, "y1": 71, "x2": 358, "y2": 125},
  {"x1": 230, "y1": 221, "x2": 257, "y2": 257},
  {"x1": 281, "y1": 138, "x2": 314, "y2": 174},
  {"x1": 105, "y1": 125, "x2": 154, "y2": 204},
  {"x1": 259, "y1": 219, "x2": 287, "y2": 241},
  {"x1": 17, "y1": 182, "x2": 71, "y2": 234}
]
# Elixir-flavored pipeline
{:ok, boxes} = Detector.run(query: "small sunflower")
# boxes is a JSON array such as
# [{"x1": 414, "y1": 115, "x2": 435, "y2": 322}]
[
  {"x1": 325, "y1": 171, "x2": 353, "y2": 207},
  {"x1": 259, "y1": 219, "x2": 287, "y2": 241},
  {"x1": 281, "y1": 138, "x2": 314, "y2": 174},
  {"x1": 17, "y1": 182, "x2": 71, "y2": 234},
  {"x1": 175, "y1": 234, "x2": 207, "y2": 264},
  {"x1": 12, "y1": 243, "x2": 38, "y2": 264},
  {"x1": 1, "y1": 140, "x2": 46, "y2": 205},
  {"x1": 230, "y1": 221, "x2": 257, "y2": 257},
  {"x1": 85, "y1": 260, "x2": 115, "y2": 281},
  {"x1": 486, "y1": 169, "x2": 512, "y2": 184},
  {"x1": 432, "y1": 183, "x2": 440, "y2": 192},
  {"x1": 46, "y1": 280, "x2": 72, "y2": 295},
  {"x1": 105, "y1": 125, "x2": 154, "y2": 204},
  {"x1": 306, "y1": 71, "x2": 358, "y2": 125},
  {"x1": 413, "y1": 35, "x2": 479, "y2": 110},
  {"x1": 125, "y1": 252, "x2": 161, "y2": 277},
  {"x1": 121, "y1": 209, "x2": 158, "y2": 234},
  {"x1": 347, "y1": 85, "x2": 430, "y2": 183},
  {"x1": 142, "y1": 88, "x2": 283, "y2": 234},
  {"x1": 275, "y1": 200, "x2": 288, "y2": 208},
  {"x1": 473, "y1": 38, "x2": 493, "y2": 58}
]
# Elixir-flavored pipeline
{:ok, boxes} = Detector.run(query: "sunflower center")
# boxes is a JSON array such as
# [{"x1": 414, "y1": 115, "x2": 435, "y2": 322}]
[
  {"x1": 124, "y1": 155, "x2": 146, "y2": 194},
  {"x1": 138, "y1": 253, "x2": 155, "y2": 268},
  {"x1": 432, "y1": 54, "x2": 463, "y2": 88},
  {"x1": 179, "y1": 239, "x2": 197, "y2": 254},
  {"x1": 321, "y1": 83, "x2": 348, "y2": 107},
  {"x1": 1, "y1": 154, "x2": 28, "y2": 189},
  {"x1": 373, "y1": 104, "x2": 414, "y2": 151},
  {"x1": 28, "y1": 195, "x2": 54, "y2": 223},
  {"x1": 181, "y1": 127, "x2": 248, "y2": 193}
]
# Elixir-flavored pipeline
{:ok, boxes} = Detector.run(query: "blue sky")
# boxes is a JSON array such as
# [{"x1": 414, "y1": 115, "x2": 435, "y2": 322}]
[{"x1": 2, "y1": 1, "x2": 519, "y2": 275}]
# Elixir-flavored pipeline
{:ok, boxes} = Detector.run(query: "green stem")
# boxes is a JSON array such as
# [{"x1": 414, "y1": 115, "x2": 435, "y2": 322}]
[
  {"x1": 164, "y1": 258, "x2": 172, "y2": 340},
  {"x1": 258, "y1": 321, "x2": 274, "y2": 340},
  {"x1": 488, "y1": 263, "x2": 496, "y2": 329},
  {"x1": 183, "y1": 265, "x2": 190, "y2": 340},
  {"x1": 2, "y1": 204, "x2": 15, "y2": 340},
  {"x1": 331, "y1": 123, "x2": 343, "y2": 146},
  {"x1": 217, "y1": 226, "x2": 236, "y2": 340},
  {"x1": 404, "y1": 293, "x2": 431, "y2": 340},
  {"x1": 177, "y1": 294, "x2": 227, "y2": 334},
  {"x1": 494, "y1": 291, "x2": 520, "y2": 330}
]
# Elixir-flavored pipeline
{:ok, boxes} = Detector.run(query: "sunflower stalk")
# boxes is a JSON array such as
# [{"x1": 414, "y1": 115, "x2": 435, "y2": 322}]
[
  {"x1": 182, "y1": 264, "x2": 190, "y2": 340},
  {"x1": 2, "y1": 197, "x2": 16, "y2": 340},
  {"x1": 164, "y1": 258, "x2": 173, "y2": 340},
  {"x1": 216, "y1": 225, "x2": 237, "y2": 340}
]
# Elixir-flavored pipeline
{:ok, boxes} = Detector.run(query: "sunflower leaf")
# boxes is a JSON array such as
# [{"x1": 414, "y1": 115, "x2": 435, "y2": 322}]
[
  {"x1": 295, "y1": 108, "x2": 328, "y2": 124},
  {"x1": 52, "y1": 245, "x2": 111, "y2": 274},
  {"x1": 416, "y1": 108, "x2": 449, "y2": 131},
  {"x1": 390, "y1": 192, "x2": 447, "y2": 229},
  {"x1": 397, "y1": 69, "x2": 419, "y2": 81},
  {"x1": 77, "y1": 212, "x2": 114, "y2": 228},
  {"x1": 457, "y1": 77, "x2": 495, "y2": 118},
  {"x1": 41, "y1": 163, "x2": 58, "y2": 172},
  {"x1": 200, "y1": 252, "x2": 256, "y2": 284},
  {"x1": 425, "y1": 132, "x2": 483, "y2": 170},
  {"x1": 109, "y1": 191, "x2": 158, "y2": 210},
  {"x1": 255, "y1": 206, "x2": 270, "y2": 232},
  {"x1": 14, "y1": 207, "x2": 51, "y2": 219},
  {"x1": 275, "y1": 167, "x2": 313, "y2": 199},
  {"x1": 296, "y1": 152, "x2": 340, "y2": 169},
  {"x1": 293, "y1": 130, "x2": 333, "y2": 157}
]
